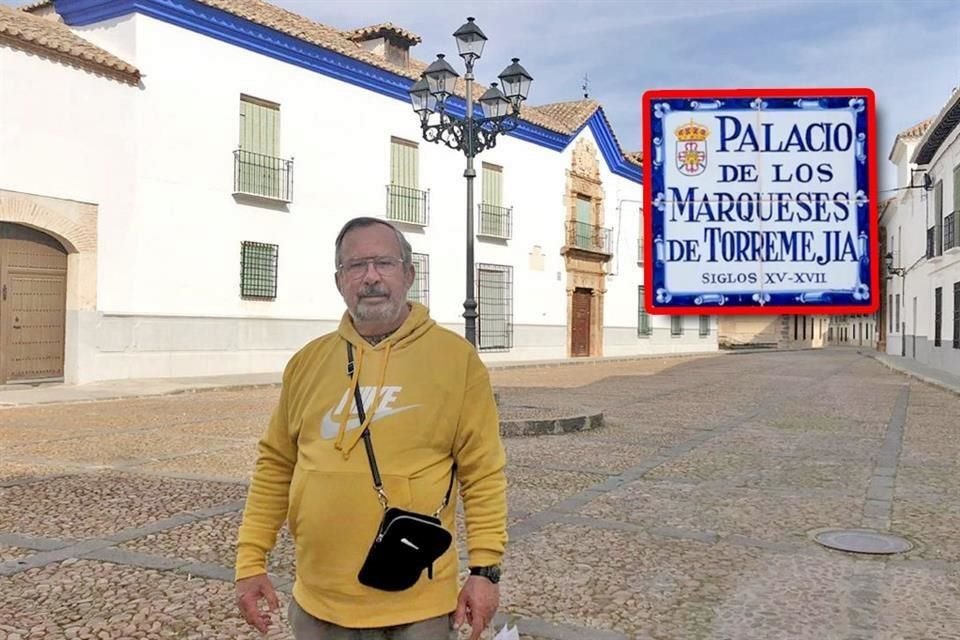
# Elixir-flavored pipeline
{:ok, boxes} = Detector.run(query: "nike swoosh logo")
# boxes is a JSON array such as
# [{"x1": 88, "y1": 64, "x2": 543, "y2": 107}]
[{"x1": 319, "y1": 404, "x2": 419, "y2": 439}]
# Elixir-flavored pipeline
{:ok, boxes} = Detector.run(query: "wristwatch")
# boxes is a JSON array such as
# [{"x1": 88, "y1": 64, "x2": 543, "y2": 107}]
[{"x1": 469, "y1": 565, "x2": 502, "y2": 584}]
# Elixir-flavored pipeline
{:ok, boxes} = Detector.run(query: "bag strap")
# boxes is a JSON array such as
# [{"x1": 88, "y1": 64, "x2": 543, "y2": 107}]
[{"x1": 346, "y1": 342, "x2": 455, "y2": 516}]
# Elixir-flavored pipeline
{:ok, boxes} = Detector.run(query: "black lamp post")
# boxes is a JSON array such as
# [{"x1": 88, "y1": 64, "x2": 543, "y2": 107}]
[{"x1": 407, "y1": 17, "x2": 533, "y2": 347}]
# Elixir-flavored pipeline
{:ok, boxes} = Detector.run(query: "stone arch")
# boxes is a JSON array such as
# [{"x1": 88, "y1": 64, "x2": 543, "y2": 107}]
[
  {"x1": 0, "y1": 194, "x2": 96, "y2": 254},
  {"x1": 0, "y1": 191, "x2": 98, "y2": 383}
]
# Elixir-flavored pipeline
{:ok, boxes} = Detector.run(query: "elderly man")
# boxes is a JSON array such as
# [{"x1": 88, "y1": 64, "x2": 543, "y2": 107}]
[{"x1": 235, "y1": 217, "x2": 507, "y2": 640}]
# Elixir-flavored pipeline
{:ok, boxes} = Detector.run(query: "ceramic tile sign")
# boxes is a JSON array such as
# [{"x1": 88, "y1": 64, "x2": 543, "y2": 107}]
[{"x1": 642, "y1": 88, "x2": 878, "y2": 315}]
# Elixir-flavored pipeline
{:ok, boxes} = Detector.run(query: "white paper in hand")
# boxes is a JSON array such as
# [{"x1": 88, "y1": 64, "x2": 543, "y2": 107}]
[{"x1": 492, "y1": 624, "x2": 520, "y2": 640}]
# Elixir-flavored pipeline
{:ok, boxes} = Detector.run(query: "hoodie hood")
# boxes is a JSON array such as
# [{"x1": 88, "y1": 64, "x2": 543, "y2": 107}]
[
  {"x1": 336, "y1": 301, "x2": 435, "y2": 351},
  {"x1": 333, "y1": 302, "x2": 435, "y2": 456}
]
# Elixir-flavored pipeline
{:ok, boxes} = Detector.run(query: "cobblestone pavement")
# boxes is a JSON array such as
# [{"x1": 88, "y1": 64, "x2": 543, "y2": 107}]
[{"x1": 2, "y1": 349, "x2": 960, "y2": 639}]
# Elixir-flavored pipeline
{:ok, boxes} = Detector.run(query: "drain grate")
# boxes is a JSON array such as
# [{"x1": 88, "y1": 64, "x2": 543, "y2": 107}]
[{"x1": 814, "y1": 529, "x2": 913, "y2": 555}]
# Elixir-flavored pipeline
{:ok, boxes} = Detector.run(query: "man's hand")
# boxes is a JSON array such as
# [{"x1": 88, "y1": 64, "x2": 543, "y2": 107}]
[
  {"x1": 454, "y1": 575, "x2": 500, "y2": 640},
  {"x1": 236, "y1": 574, "x2": 280, "y2": 634}
]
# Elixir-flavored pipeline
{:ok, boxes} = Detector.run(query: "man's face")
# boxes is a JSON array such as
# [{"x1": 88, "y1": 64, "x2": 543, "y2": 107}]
[{"x1": 335, "y1": 224, "x2": 415, "y2": 327}]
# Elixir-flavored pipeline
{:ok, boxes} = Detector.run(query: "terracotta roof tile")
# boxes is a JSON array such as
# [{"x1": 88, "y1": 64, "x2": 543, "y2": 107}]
[
  {"x1": 347, "y1": 23, "x2": 421, "y2": 45},
  {"x1": 624, "y1": 150, "x2": 642, "y2": 166},
  {"x1": 529, "y1": 99, "x2": 600, "y2": 132},
  {"x1": 1, "y1": 3, "x2": 139, "y2": 83},
  {"x1": 897, "y1": 116, "x2": 935, "y2": 139},
  {"x1": 18, "y1": 0, "x2": 631, "y2": 146},
  {"x1": 18, "y1": 0, "x2": 53, "y2": 12}
]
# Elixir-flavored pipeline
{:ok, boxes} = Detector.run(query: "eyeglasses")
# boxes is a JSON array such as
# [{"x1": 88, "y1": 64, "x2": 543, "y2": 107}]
[{"x1": 338, "y1": 256, "x2": 406, "y2": 279}]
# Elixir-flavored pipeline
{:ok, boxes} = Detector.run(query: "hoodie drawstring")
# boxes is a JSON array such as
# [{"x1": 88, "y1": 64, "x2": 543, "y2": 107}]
[{"x1": 336, "y1": 341, "x2": 394, "y2": 458}]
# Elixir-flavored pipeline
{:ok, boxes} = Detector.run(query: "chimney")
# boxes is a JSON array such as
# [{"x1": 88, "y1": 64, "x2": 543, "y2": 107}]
[{"x1": 347, "y1": 23, "x2": 421, "y2": 68}]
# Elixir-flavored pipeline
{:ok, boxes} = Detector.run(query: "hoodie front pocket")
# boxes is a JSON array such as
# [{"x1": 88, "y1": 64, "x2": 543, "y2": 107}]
[{"x1": 287, "y1": 469, "x2": 412, "y2": 591}]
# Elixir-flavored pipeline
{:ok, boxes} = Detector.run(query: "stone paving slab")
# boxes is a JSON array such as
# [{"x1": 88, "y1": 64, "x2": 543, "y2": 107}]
[
  {"x1": 502, "y1": 521, "x2": 765, "y2": 638},
  {"x1": 579, "y1": 481, "x2": 864, "y2": 543},
  {"x1": 0, "y1": 559, "x2": 293, "y2": 639},
  {"x1": 0, "y1": 471, "x2": 248, "y2": 539},
  {"x1": 873, "y1": 564, "x2": 960, "y2": 640},
  {"x1": 120, "y1": 513, "x2": 296, "y2": 584},
  {"x1": 135, "y1": 444, "x2": 261, "y2": 481},
  {"x1": 505, "y1": 436, "x2": 661, "y2": 474},
  {"x1": 5, "y1": 432, "x2": 238, "y2": 467}
]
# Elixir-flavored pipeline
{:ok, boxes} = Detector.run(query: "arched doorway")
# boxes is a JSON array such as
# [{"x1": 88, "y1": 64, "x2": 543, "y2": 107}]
[{"x1": 0, "y1": 222, "x2": 68, "y2": 383}]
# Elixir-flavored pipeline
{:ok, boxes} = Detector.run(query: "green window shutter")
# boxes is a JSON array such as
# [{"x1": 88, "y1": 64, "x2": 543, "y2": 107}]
[
  {"x1": 391, "y1": 138, "x2": 418, "y2": 188},
  {"x1": 576, "y1": 195, "x2": 592, "y2": 224},
  {"x1": 482, "y1": 164, "x2": 502, "y2": 207},
  {"x1": 239, "y1": 97, "x2": 279, "y2": 157},
  {"x1": 953, "y1": 164, "x2": 960, "y2": 213}
]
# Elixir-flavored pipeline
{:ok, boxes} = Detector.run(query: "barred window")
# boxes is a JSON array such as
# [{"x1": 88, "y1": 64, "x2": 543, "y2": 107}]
[
  {"x1": 670, "y1": 315, "x2": 683, "y2": 336},
  {"x1": 240, "y1": 241, "x2": 278, "y2": 299},
  {"x1": 637, "y1": 285, "x2": 651, "y2": 336},
  {"x1": 407, "y1": 253, "x2": 429, "y2": 307},
  {"x1": 477, "y1": 263, "x2": 513, "y2": 351},
  {"x1": 699, "y1": 315, "x2": 710, "y2": 337}
]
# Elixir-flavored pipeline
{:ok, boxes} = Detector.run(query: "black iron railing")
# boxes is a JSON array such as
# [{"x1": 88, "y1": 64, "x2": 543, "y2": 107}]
[
  {"x1": 945, "y1": 211, "x2": 958, "y2": 251},
  {"x1": 478, "y1": 203, "x2": 512, "y2": 239},
  {"x1": 566, "y1": 220, "x2": 611, "y2": 254},
  {"x1": 386, "y1": 184, "x2": 429, "y2": 225},
  {"x1": 234, "y1": 150, "x2": 293, "y2": 202}
]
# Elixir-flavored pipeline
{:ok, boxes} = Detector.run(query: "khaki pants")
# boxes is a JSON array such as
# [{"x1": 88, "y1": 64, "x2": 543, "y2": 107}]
[{"x1": 289, "y1": 598, "x2": 456, "y2": 640}]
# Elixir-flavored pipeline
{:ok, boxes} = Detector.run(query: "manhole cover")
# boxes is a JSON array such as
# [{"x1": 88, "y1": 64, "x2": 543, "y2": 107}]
[{"x1": 814, "y1": 529, "x2": 913, "y2": 554}]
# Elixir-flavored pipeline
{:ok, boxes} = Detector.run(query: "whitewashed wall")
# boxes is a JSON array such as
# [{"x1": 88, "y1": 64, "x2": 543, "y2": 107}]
[
  {"x1": 3, "y1": 8, "x2": 718, "y2": 381},
  {"x1": 886, "y1": 110, "x2": 960, "y2": 375}
]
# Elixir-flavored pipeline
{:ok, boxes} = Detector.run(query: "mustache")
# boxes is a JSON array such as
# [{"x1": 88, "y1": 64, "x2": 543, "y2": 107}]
[{"x1": 359, "y1": 286, "x2": 389, "y2": 298}]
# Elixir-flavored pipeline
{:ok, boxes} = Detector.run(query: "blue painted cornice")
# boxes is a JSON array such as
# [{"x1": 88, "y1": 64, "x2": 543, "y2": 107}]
[{"x1": 54, "y1": 0, "x2": 640, "y2": 183}]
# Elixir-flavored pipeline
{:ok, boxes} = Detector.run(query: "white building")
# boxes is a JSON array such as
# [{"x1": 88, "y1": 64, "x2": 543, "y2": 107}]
[
  {"x1": 881, "y1": 88, "x2": 960, "y2": 375},
  {"x1": 0, "y1": 0, "x2": 718, "y2": 385}
]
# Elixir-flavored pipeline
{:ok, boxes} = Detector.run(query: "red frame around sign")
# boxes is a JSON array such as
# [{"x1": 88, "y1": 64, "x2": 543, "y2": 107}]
[{"x1": 642, "y1": 87, "x2": 879, "y2": 316}]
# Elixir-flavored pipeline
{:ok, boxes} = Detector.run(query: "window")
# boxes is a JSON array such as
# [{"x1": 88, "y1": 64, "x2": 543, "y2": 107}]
[
  {"x1": 670, "y1": 315, "x2": 683, "y2": 336},
  {"x1": 895, "y1": 294, "x2": 901, "y2": 328},
  {"x1": 479, "y1": 163, "x2": 511, "y2": 238},
  {"x1": 387, "y1": 138, "x2": 428, "y2": 225},
  {"x1": 934, "y1": 180, "x2": 943, "y2": 256},
  {"x1": 407, "y1": 253, "x2": 429, "y2": 307},
  {"x1": 236, "y1": 96, "x2": 292, "y2": 201},
  {"x1": 240, "y1": 241, "x2": 278, "y2": 299},
  {"x1": 637, "y1": 286, "x2": 651, "y2": 336},
  {"x1": 935, "y1": 286, "x2": 943, "y2": 347},
  {"x1": 699, "y1": 315, "x2": 710, "y2": 337},
  {"x1": 953, "y1": 282, "x2": 959, "y2": 349},
  {"x1": 477, "y1": 264, "x2": 513, "y2": 350}
]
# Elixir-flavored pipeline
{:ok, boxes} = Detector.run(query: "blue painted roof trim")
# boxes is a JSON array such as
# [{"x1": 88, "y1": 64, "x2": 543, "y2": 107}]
[{"x1": 54, "y1": 0, "x2": 640, "y2": 183}]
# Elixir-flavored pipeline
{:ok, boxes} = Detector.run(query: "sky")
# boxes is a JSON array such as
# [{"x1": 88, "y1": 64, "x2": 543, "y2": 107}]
[
  {"x1": 272, "y1": 0, "x2": 960, "y2": 193},
  {"x1": 6, "y1": 0, "x2": 959, "y2": 191}
]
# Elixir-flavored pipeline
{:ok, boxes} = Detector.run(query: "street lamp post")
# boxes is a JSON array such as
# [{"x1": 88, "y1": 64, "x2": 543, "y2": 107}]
[{"x1": 407, "y1": 17, "x2": 532, "y2": 347}]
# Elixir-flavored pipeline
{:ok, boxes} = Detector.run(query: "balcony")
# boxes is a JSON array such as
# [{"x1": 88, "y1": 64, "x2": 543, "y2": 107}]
[
  {"x1": 233, "y1": 150, "x2": 293, "y2": 202},
  {"x1": 477, "y1": 203, "x2": 512, "y2": 240},
  {"x1": 945, "y1": 211, "x2": 959, "y2": 252},
  {"x1": 385, "y1": 184, "x2": 429, "y2": 226},
  {"x1": 565, "y1": 220, "x2": 612, "y2": 256}
]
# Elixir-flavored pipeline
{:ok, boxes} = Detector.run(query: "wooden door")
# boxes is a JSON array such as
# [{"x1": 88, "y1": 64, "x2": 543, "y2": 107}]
[
  {"x1": 0, "y1": 223, "x2": 67, "y2": 383},
  {"x1": 571, "y1": 287, "x2": 592, "y2": 357}
]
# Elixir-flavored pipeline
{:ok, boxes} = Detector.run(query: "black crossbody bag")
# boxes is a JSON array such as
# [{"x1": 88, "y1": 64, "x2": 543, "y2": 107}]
[{"x1": 346, "y1": 343, "x2": 455, "y2": 592}]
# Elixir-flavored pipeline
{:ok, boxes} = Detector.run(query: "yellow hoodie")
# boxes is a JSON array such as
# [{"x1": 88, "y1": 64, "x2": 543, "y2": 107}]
[{"x1": 235, "y1": 302, "x2": 507, "y2": 628}]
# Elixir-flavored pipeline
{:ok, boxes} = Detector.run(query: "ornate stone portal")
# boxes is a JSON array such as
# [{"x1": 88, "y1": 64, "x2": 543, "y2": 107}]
[{"x1": 562, "y1": 139, "x2": 610, "y2": 357}]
